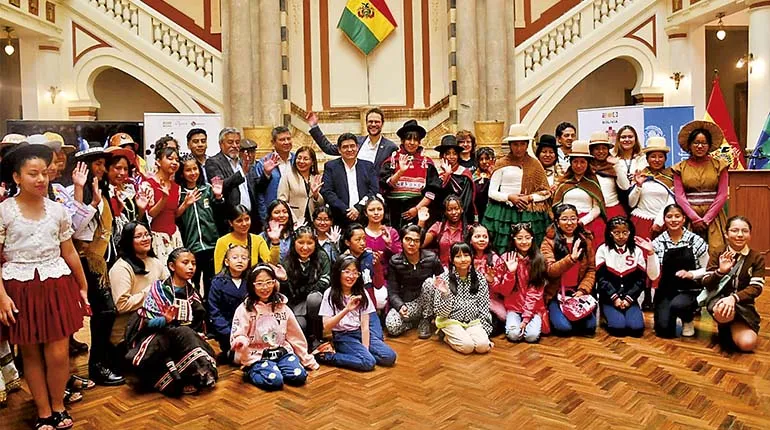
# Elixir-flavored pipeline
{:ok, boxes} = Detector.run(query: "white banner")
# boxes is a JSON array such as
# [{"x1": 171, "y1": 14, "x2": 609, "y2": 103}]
[
  {"x1": 577, "y1": 106, "x2": 645, "y2": 146},
  {"x1": 143, "y1": 113, "x2": 223, "y2": 166}
]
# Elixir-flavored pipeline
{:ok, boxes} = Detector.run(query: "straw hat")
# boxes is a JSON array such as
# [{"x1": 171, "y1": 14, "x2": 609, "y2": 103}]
[
  {"x1": 569, "y1": 140, "x2": 593, "y2": 158},
  {"x1": 642, "y1": 136, "x2": 670, "y2": 154},
  {"x1": 43, "y1": 132, "x2": 76, "y2": 154},
  {"x1": 677, "y1": 120, "x2": 723, "y2": 153},
  {"x1": 74, "y1": 143, "x2": 110, "y2": 163},
  {"x1": 1, "y1": 133, "x2": 26, "y2": 151},
  {"x1": 588, "y1": 131, "x2": 611, "y2": 148},
  {"x1": 502, "y1": 124, "x2": 532, "y2": 143}
]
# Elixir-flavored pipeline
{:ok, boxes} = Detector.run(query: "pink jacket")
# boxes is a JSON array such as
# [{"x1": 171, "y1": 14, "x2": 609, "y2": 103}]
[{"x1": 230, "y1": 294, "x2": 319, "y2": 369}]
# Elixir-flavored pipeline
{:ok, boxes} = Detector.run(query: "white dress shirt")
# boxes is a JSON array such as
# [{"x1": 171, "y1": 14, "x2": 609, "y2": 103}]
[
  {"x1": 344, "y1": 160, "x2": 360, "y2": 208},
  {"x1": 358, "y1": 136, "x2": 380, "y2": 164},
  {"x1": 228, "y1": 156, "x2": 251, "y2": 210}
]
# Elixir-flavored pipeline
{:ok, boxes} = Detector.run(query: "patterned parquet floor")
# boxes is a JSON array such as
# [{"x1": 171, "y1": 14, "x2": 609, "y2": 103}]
[{"x1": 4, "y1": 293, "x2": 770, "y2": 429}]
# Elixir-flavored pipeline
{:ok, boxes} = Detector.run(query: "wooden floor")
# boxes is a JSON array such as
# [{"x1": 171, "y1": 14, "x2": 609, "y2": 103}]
[{"x1": 4, "y1": 294, "x2": 770, "y2": 430}]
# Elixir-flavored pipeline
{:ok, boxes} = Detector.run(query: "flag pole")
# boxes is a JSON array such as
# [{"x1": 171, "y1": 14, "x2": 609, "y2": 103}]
[{"x1": 365, "y1": 54, "x2": 371, "y2": 105}]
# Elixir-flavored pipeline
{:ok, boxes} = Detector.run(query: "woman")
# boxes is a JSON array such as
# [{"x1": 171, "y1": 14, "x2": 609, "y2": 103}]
[
  {"x1": 483, "y1": 124, "x2": 551, "y2": 254},
  {"x1": 104, "y1": 146, "x2": 148, "y2": 264},
  {"x1": 363, "y1": 196, "x2": 401, "y2": 294},
  {"x1": 456, "y1": 129, "x2": 477, "y2": 172},
  {"x1": 673, "y1": 120, "x2": 729, "y2": 257},
  {"x1": 552, "y1": 140, "x2": 606, "y2": 248},
  {"x1": 535, "y1": 134, "x2": 564, "y2": 190},
  {"x1": 651, "y1": 204, "x2": 708, "y2": 338},
  {"x1": 277, "y1": 146, "x2": 324, "y2": 226},
  {"x1": 108, "y1": 221, "x2": 168, "y2": 345},
  {"x1": 473, "y1": 147, "x2": 496, "y2": 221},
  {"x1": 213, "y1": 205, "x2": 279, "y2": 272},
  {"x1": 613, "y1": 125, "x2": 647, "y2": 182},
  {"x1": 379, "y1": 119, "x2": 441, "y2": 230},
  {"x1": 434, "y1": 135, "x2": 477, "y2": 225},
  {"x1": 145, "y1": 146, "x2": 184, "y2": 266},
  {"x1": 588, "y1": 131, "x2": 630, "y2": 236}
]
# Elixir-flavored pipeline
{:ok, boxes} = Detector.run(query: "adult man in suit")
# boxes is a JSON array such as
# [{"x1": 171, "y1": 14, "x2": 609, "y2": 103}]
[
  {"x1": 306, "y1": 107, "x2": 397, "y2": 174},
  {"x1": 253, "y1": 126, "x2": 296, "y2": 223},
  {"x1": 321, "y1": 133, "x2": 379, "y2": 226},
  {"x1": 205, "y1": 127, "x2": 258, "y2": 231}
]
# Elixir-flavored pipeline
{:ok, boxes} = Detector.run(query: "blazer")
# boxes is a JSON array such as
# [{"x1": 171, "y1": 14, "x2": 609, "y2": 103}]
[
  {"x1": 204, "y1": 152, "x2": 256, "y2": 211},
  {"x1": 320, "y1": 158, "x2": 379, "y2": 225},
  {"x1": 253, "y1": 152, "x2": 296, "y2": 222},
  {"x1": 310, "y1": 125, "x2": 397, "y2": 172},
  {"x1": 277, "y1": 168, "x2": 324, "y2": 226}
]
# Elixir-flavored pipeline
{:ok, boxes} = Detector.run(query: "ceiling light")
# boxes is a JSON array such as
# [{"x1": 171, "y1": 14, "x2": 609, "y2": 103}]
[
  {"x1": 3, "y1": 27, "x2": 13, "y2": 56},
  {"x1": 716, "y1": 13, "x2": 726, "y2": 40}
]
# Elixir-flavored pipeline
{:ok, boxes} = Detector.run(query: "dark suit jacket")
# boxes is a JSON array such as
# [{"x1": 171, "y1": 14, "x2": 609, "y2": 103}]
[
  {"x1": 310, "y1": 125, "x2": 398, "y2": 172},
  {"x1": 205, "y1": 152, "x2": 258, "y2": 231},
  {"x1": 321, "y1": 158, "x2": 379, "y2": 225}
]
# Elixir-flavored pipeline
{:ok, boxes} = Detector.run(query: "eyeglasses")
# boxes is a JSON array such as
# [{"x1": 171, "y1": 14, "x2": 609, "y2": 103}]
[
  {"x1": 342, "y1": 269, "x2": 360, "y2": 277},
  {"x1": 610, "y1": 231, "x2": 630, "y2": 237},
  {"x1": 133, "y1": 233, "x2": 151, "y2": 240},
  {"x1": 254, "y1": 280, "x2": 275, "y2": 288},
  {"x1": 558, "y1": 217, "x2": 579, "y2": 223},
  {"x1": 403, "y1": 237, "x2": 420, "y2": 244}
]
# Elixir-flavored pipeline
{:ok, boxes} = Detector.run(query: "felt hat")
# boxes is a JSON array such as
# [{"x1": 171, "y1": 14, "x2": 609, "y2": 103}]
[
  {"x1": 434, "y1": 135, "x2": 463, "y2": 154},
  {"x1": 642, "y1": 136, "x2": 670, "y2": 154},
  {"x1": 396, "y1": 119, "x2": 427, "y2": 140},
  {"x1": 677, "y1": 120, "x2": 724, "y2": 153},
  {"x1": 43, "y1": 132, "x2": 77, "y2": 154},
  {"x1": 569, "y1": 140, "x2": 593, "y2": 159},
  {"x1": 109, "y1": 133, "x2": 138, "y2": 151},
  {"x1": 534, "y1": 134, "x2": 557, "y2": 154},
  {"x1": 502, "y1": 124, "x2": 532, "y2": 143},
  {"x1": 240, "y1": 138, "x2": 257, "y2": 150},
  {"x1": 588, "y1": 131, "x2": 612, "y2": 148},
  {"x1": 104, "y1": 146, "x2": 136, "y2": 166}
]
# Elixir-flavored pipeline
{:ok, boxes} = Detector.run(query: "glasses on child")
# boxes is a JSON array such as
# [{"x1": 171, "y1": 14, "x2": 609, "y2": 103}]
[
  {"x1": 133, "y1": 233, "x2": 151, "y2": 239},
  {"x1": 559, "y1": 217, "x2": 579, "y2": 223},
  {"x1": 341, "y1": 269, "x2": 360, "y2": 277},
  {"x1": 610, "y1": 231, "x2": 630, "y2": 237},
  {"x1": 254, "y1": 280, "x2": 275, "y2": 288}
]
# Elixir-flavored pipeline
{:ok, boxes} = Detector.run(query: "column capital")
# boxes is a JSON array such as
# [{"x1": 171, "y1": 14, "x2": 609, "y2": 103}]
[
  {"x1": 747, "y1": 0, "x2": 770, "y2": 10},
  {"x1": 632, "y1": 88, "x2": 665, "y2": 106},
  {"x1": 665, "y1": 25, "x2": 689, "y2": 39}
]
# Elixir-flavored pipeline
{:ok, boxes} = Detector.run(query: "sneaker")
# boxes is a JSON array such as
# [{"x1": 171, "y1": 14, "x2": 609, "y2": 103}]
[
  {"x1": 417, "y1": 318, "x2": 433, "y2": 339},
  {"x1": 682, "y1": 321, "x2": 695, "y2": 337},
  {"x1": 311, "y1": 341, "x2": 335, "y2": 355}
]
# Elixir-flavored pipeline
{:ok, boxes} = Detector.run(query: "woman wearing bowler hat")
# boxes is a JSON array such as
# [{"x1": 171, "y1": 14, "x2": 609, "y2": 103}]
[{"x1": 434, "y1": 134, "x2": 477, "y2": 225}]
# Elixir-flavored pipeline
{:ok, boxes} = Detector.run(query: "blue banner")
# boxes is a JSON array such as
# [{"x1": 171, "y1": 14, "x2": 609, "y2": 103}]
[{"x1": 642, "y1": 106, "x2": 695, "y2": 168}]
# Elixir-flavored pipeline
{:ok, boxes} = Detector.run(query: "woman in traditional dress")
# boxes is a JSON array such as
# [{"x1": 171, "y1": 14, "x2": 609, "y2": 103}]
[
  {"x1": 434, "y1": 135, "x2": 477, "y2": 225},
  {"x1": 588, "y1": 131, "x2": 630, "y2": 240},
  {"x1": 535, "y1": 134, "x2": 564, "y2": 190}
]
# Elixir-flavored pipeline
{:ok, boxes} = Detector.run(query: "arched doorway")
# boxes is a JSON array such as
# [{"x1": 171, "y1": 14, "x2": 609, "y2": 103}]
[{"x1": 93, "y1": 68, "x2": 178, "y2": 121}]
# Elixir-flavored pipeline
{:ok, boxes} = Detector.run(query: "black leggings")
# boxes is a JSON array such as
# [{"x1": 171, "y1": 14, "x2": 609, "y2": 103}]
[
  {"x1": 193, "y1": 249, "x2": 216, "y2": 300},
  {"x1": 654, "y1": 292, "x2": 698, "y2": 338},
  {"x1": 82, "y1": 257, "x2": 117, "y2": 369}
]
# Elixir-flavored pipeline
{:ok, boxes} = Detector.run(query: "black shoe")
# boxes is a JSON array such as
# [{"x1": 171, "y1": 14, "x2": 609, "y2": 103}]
[
  {"x1": 89, "y1": 364, "x2": 126, "y2": 386},
  {"x1": 417, "y1": 318, "x2": 433, "y2": 339}
]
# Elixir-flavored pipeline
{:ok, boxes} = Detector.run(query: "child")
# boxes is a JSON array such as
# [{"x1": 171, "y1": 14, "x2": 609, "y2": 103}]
[
  {"x1": 363, "y1": 196, "x2": 401, "y2": 294},
  {"x1": 702, "y1": 216, "x2": 764, "y2": 352},
  {"x1": 494, "y1": 224, "x2": 549, "y2": 343},
  {"x1": 175, "y1": 153, "x2": 225, "y2": 298},
  {"x1": 0, "y1": 143, "x2": 89, "y2": 429},
  {"x1": 313, "y1": 205, "x2": 341, "y2": 262},
  {"x1": 124, "y1": 248, "x2": 217, "y2": 396},
  {"x1": 208, "y1": 245, "x2": 250, "y2": 361},
  {"x1": 473, "y1": 147, "x2": 496, "y2": 221},
  {"x1": 420, "y1": 195, "x2": 466, "y2": 267},
  {"x1": 230, "y1": 264, "x2": 319, "y2": 390},
  {"x1": 214, "y1": 205, "x2": 279, "y2": 273},
  {"x1": 260, "y1": 199, "x2": 295, "y2": 261},
  {"x1": 341, "y1": 224, "x2": 386, "y2": 339},
  {"x1": 466, "y1": 224, "x2": 502, "y2": 321},
  {"x1": 317, "y1": 255, "x2": 397, "y2": 370},
  {"x1": 429, "y1": 242, "x2": 493, "y2": 354},
  {"x1": 595, "y1": 217, "x2": 658, "y2": 337}
]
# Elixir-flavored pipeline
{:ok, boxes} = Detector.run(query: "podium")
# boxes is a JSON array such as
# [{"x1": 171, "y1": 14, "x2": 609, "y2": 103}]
[{"x1": 728, "y1": 170, "x2": 770, "y2": 270}]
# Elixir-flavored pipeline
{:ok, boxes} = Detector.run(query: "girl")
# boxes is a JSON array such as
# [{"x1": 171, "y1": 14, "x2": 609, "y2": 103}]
[
  {"x1": 280, "y1": 225, "x2": 331, "y2": 348},
  {"x1": 473, "y1": 147, "x2": 496, "y2": 222},
  {"x1": 0, "y1": 143, "x2": 89, "y2": 429},
  {"x1": 541, "y1": 203, "x2": 597, "y2": 336},
  {"x1": 363, "y1": 196, "x2": 401, "y2": 296},
  {"x1": 313, "y1": 205, "x2": 341, "y2": 262},
  {"x1": 588, "y1": 132, "x2": 630, "y2": 227},
  {"x1": 208, "y1": 245, "x2": 250, "y2": 361},
  {"x1": 466, "y1": 224, "x2": 503, "y2": 322},
  {"x1": 230, "y1": 264, "x2": 319, "y2": 390},
  {"x1": 104, "y1": 146, "x2": 149, "y2": 264},
  {"x1": 124, "y1": 248, "x2": 218, "y2": 396},
  {"x1": 702, "y1": 216, "x2": 763, "y2": 352},
  {"x1": 651, "y1": 204, "x2": 709, "y2": 338},
  {"x1": 434, "y1": 135, "x2": 477, "y2": 225},
  {"x1": 595, "y1": 217, "x2": 659, "y2": 337},
  {"x1": 108, "y1": 221, "x2": 168, "y2": 346},
  {"x1": 421, "y1": 195, "x2": 466, "y2": 267},
  {"x1": 317, "y1": 255, "x2": 397, "y2": 371},
  {"x1": 277, "y1": 145, "x2": 324, "y2": 226},
  {"x1": 146, "y1": 146, "x2": 184, "y2": 266},
  {"x1": 260, "y1": 199, "x2": 295, "y2": 261},
  {"x1": 429, "y1": 243, "x2": 493, "y2": 354},
  {"x1": 494, "y1": 224, "x2": 548, "y2": 343},
  {"x1": 175, "y1": 153, "x2": 225, "y2": 298},
  {"x1": 456, "y1": 129, "x2": 477, "y2": 171},
  {"x1": 342, "y1": 224, "x2": 387, "y2": 340},
  {"x1": 213, "y1": 205, "x2": 279, "y2": 273}
]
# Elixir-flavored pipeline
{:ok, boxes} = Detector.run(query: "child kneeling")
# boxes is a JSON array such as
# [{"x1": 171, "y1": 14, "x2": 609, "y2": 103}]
[{"x1": 231, "y1": 264, "x2": 319, "y2": 391}]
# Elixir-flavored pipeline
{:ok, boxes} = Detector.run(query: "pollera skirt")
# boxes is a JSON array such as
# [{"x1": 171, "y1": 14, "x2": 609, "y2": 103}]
[{"x1": 483, "y1": 200, "x2": 549, "y2": 254}]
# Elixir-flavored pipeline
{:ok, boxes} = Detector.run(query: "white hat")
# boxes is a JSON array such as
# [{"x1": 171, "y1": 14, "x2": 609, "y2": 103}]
[
  {"x1": 25, "y1": 134, "x2": 62, "y2": 152},
  {"x1": 642, "y1": 136, "x2": 670, "y2": 154},
  {"x1": 588, "y1": 131, "x2": 611, "y2": 147},
  {"x1": 502, "y1": 124, "x2": 532, "y2": 142},
  {"x1": 569, "y1": 140, "x2": 593, "y2": 158},
  {"x1": 1, "y1": 133, "x2": 26, "y2": 146}
]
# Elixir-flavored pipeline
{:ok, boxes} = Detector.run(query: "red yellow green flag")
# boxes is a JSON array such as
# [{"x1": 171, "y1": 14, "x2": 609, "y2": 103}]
[
  {"x1": 706, "y1": 76, "x2": 745, "y2": 169},
  {"x1": 338, "y1": 0, "x2": 397, "y2": 55}
]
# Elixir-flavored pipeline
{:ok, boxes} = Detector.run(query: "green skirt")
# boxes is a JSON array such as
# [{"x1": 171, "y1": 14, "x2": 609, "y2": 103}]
[{"x1": 482, "y1": 201, "x2": 549, "y2": 254}]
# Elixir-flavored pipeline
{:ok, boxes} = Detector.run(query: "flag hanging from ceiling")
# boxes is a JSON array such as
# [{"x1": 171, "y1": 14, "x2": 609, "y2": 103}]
[
  {"x1": 705, "y1": 75, "x2": 745, "y2": 169},
  {"x1": 748, "y1": 113, "x2": 770, "y2": 170},
  {"x1": 338, "y1": 0, "x2": 397, "y2": 55}
]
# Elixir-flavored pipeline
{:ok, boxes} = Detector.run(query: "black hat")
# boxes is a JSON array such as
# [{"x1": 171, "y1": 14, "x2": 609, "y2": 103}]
[
  {"x1": 1, "y1": 143, "x2": 54, "y2": 184},
  {"x1": 396, "y1": 119, "x2": 427, "y2": 140},
  {"x1": 73, "y1": 142, "x2": 110, "y2": 163},
  {"x1": 434, "y1": 135, "x2": 463, "y2": 154},
  {"x1": 536, "y1": 134, "x2": 557, "y2": 149}
]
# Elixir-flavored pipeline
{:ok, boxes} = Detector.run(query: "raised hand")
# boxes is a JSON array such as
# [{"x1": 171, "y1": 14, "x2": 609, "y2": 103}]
[
  {"x1": 183, "y1": 187, "x2": 201, "y2": 208},
  {"x1": 310, "y1": 175, "x2": 323, "y2": 198},
  {"x1": 163, "y1": 305, "x2": 178, "y2": 323},
  {"x1": 305, "y1": 111, "x2": 319, "y2": 127},
  {"x1": 263, "y1": 153, "x2": 283, "y2": 176},
  {"x1": 271, "y1": 264, "x2": 287, "y2": 281},
  {"x1": 72, "y1": 162, "x2": 89, "y2": 188},
  {"x1": 91, "y1": 178, "x2": 102, "y2": 207},
  {"x1": 381, "y1": 226, "x2": 391, "y2": 247},
  {"x1": 718, "y1": 249, "x2": 736, "y2": 274},
  {"x1": 397, "y1": 154, "x2": 411, "y2": 173},
  {"x1": 417, "y1": 206, "x2": 430, "y2": 223},
  {"x1": 135, "y1": 186, "x2": 153, "y2": 212},
  {"x1": 570, "y1": 239, "x2": 583, "y2": 261},
  {"x1": 345, "y1": 295, "x2": 362, "y2": 312},
  {"x1": 328, "y1": 225, "x2": 342, "y2": 243},
  {"x1": 633, "y1": 170, "x2": 646, "y2": 187},
  {"x1": 433, "y1": 276, "x2": 449, "y2": 295},
  {"x1": 634, "y1": 236, "x2": 654, "y2": 256},
  {"x1": 267, "y1": 220, "x2": 282, "y2": 243},
  {"x1": 606, "y1": 155, "x2": 619, "y2": 165},
  {"x1": 211, "y1": 176, "x2": 224, "y2": 199},
  {"x1": 504, "y1": 253, "x2": 518, "y2": 272}
]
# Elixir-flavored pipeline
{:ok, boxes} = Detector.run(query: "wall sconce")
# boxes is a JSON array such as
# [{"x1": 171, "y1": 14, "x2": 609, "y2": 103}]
[
  {"x1": 46, "y1": 86, "x2": 61, "y2": 104},
  {"x1": 3, "y1": 27, "x2": 13, "y2": 56},
  {"x1": 736, "y1": 53, "x2": 754, "y2": 73},
  {"x1": 670, "y1": 72, "x2": 684, "y2": 90},
  {"x1": 716, "y1": 13, "x2": 726, "y2": 40}
]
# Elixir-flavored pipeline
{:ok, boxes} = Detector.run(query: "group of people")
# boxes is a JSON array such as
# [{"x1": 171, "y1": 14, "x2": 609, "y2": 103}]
[{"x1": 0, "y1": 110, "x2": 763, "y2": 430}]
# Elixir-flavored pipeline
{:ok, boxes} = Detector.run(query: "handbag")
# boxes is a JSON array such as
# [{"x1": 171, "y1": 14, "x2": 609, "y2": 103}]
[{"x1": 558, "y1": 284, "x2": 597, "y2": 322}]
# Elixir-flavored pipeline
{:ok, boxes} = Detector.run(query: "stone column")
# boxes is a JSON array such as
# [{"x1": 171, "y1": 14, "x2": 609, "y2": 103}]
[
  {"x1": 746, "y1": 0, "x2": 770, "y2": 150},
  {"x1": 222, "y1": 0, "x2": 256, "y2": 128},
  {"x1": 665, "y1": 26, "x2": 691, "y2": 107},
  {"x1": 505, "y1": 1, "x2": 516, "y2": 123},
  {"x1": 456, "y1": 0, "x2": 479, "y2": 130},
  {"x1": 484, "y1": 0, "x2": 509, "y2": 123},
  {"x1": 259, "y1": 0, "x2": 283, "y2": 127}
]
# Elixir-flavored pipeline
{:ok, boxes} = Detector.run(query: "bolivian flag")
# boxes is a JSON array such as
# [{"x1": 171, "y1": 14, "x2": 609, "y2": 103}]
[{"x1": 338, "y1": 0, "x2": 397, "y2": 55}]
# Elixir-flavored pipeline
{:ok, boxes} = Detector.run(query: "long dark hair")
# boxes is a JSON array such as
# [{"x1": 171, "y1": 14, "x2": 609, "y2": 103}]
[
  {"x1": 552, "y1": 203, "x2": 588, "y2": 260},
  {"x1": 605, "y1": 216, "x2": 636, "y2": 254},
  {"x1": 328, "y1": 255, "x2": 369, "y2": 312},
  {"x1": 266, "y1": 199, "x2": 294, "y2": 239},
  {"x1": 283, "y1": 225, "x2": 322, "y2": 282},
  {"x1": 341, "y1": 223, "x2": 366, "y2": 255},
  {"x1": 510, "y1": 223, "x2": 546, "y2": 287},
  {"x1": 175, "y1": 153, "x2": 205, "y2": 187},
  {"x1": 244, "y1": 264, "x2": 281, "y2": 312},
  {"x1": 447, "y1": 242, "x2": 480, "y2": 294},
  {"x1": 118, "y1": 221, "x2": 157, "y2": 275},
  {"x1": 465, "y1": 223, "x2": 496, "y2": 267},
  {"x1": 82, "y1": 156, "x2": 111, "y2": 208}
]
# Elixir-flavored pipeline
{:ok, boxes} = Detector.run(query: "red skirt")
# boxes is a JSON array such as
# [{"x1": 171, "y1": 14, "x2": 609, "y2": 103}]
[
  {"x1": 584, "y1": 205, "x2": 627, "y2": 249},
  {"x1": 0, "y1": 273, "x2": 85, "y2": 345},
  {"x1": 631, "y1": 215, "x2": 654, "y2": 240}
]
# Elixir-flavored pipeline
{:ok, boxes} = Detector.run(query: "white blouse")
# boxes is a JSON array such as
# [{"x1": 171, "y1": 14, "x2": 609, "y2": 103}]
[
  {"x1": 562, "y1": 187, "x2": 600, "y2": 225},
  {"x1": 596, "y1": 163, "x2": 630, "y2": 208},
  {"x1": 628, "y1": 180, "x2": 675, "y2": 226},
  {"x1": 488, "y1": 166, "x2": 548, "y2": 205},
  {"x1": 0, "y1": 198, "x2": 74, "y2": 281}
]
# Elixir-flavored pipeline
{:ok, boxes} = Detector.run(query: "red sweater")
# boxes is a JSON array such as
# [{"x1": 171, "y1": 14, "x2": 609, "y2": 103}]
[{"x1": 493, "y1": 252, "x2": 550, "y2": 334}]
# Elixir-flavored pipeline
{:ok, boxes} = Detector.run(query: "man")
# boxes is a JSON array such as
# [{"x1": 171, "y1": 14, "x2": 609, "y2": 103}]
[
  {"x1": 306, "y1": 107, "x2": 397, "y2": 174},
  {"x1": 556, "y1": 121, "x2": 577, "y2": 170},
  {"x1": 253, "y1": 126, "x2": 295, "y2": 223},
  {"x1": 187, "y1": 128, "x2": 208, "y2": 181},
  {"x1": 205, "y1": 127, "x2": 256, "y2": 231},
  {"x1": 239, "y1": 138, "x2": 258, "y2": 172},
  {"x1": 320, "y1": 133, "x2": 379, "y2": 226}
]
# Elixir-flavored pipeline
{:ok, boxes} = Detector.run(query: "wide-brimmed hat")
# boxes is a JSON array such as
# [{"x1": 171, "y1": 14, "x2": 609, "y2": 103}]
[
  {"x1": 434, "y1": 135, "x2": 463, "y2": 154},
  {"x1": 642, "y1": 136, "x2": 670, "y2": 154},
  {"x1": 25, "y1": 134, "x2": 63, "y2": 153},
  {"x1": 569, "y1": 140, "x2": 593, "y2": 159},
  {"x1": 109, "y1": 133, "x2": 138, "y2": 151},
  {"x1": 1, "y1": 133, "x2": 26, "y2": 152},
  {"x1": 588, "y1": 131, "x2": 611, "y2": 148},
  {"x1": 396, "y1": 119, "x2": 427, "y2": 140},
  {"x1": 677, "y1": 120, "x2": 724, "y2": 153},
  {"x1": 43, "y1": 132, "x2": 76, "y2": 155},
  {"x1": 502, "y1": 124, "x2": 532, "y2": 143},
  {"x1": 0, "y1": 143, "x2": 55, "y2": 184},
  {"x1": 74, "y1": 143, "x2": 110, "y2": 163},
  {"x1": 104, "y1": 146, "x2": 136, "y2": 166},
  {"x1": 240, "y1": 138, "x2": 257, "y2": 150}
]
